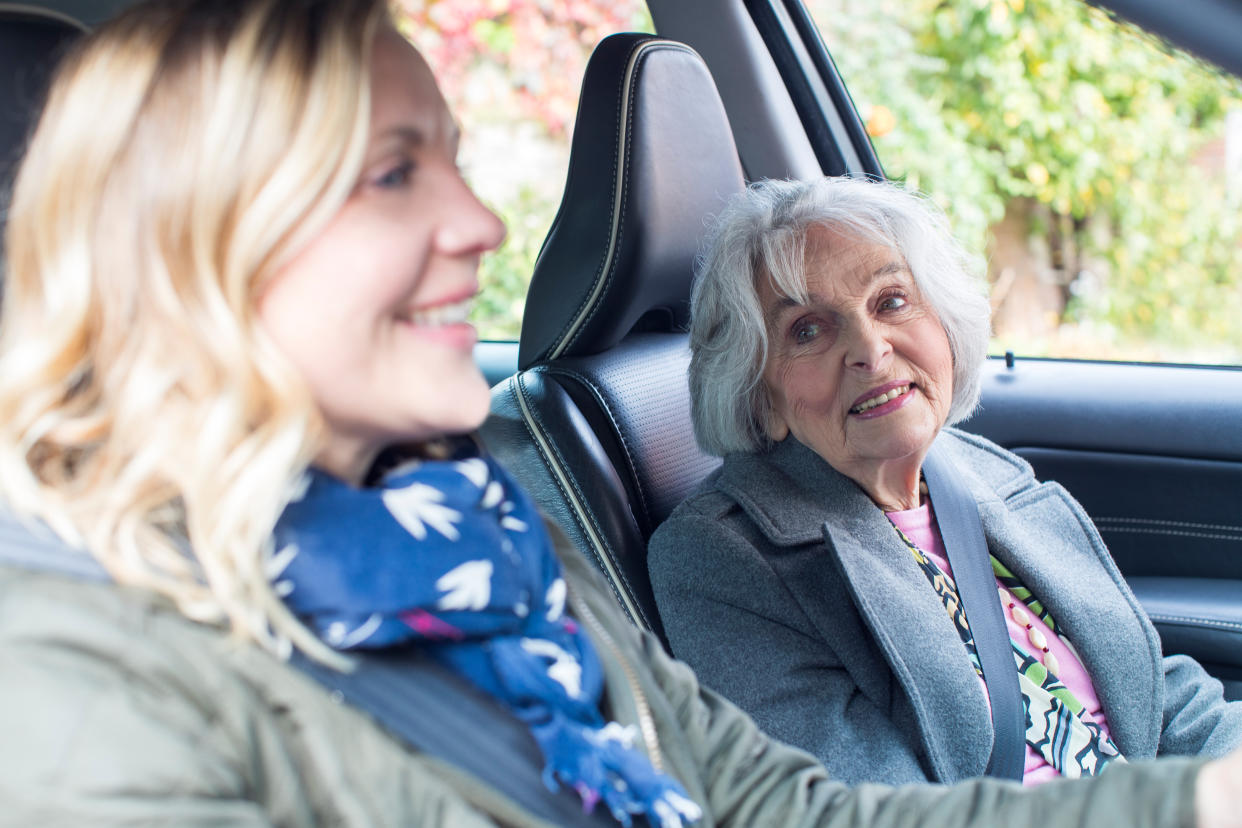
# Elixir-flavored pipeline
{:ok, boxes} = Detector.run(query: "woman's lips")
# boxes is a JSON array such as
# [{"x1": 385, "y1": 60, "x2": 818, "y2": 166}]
[
  {"x1": 849, "y1": 383, "x2": 915, "y2": 418},
  {"x1": 398, "y1": 318, "x2": 477, "y2": 349},
  {"x1": 395, "y1": 295, "x2": 477, "y2": 349}
]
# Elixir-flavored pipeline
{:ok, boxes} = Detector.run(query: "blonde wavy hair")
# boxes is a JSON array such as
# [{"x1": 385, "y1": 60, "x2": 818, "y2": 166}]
[{"x1": 0, "y1": 0, "x2": 393, "y2": 663}]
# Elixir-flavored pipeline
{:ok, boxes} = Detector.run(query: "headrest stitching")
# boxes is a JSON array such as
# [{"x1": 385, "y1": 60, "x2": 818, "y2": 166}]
[
  {"x1": 545, "y1": 38, "x2": 699, "y2": 361},
  {"x1": 0, "y1": 4, "x2": 89, "y2": 32}
]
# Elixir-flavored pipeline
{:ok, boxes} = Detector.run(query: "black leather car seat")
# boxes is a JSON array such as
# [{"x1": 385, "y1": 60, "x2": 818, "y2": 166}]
[
  {"x1": 0, "y1": 5, "x2": 85, "y2": 277},
  {"x1": 480, "y1": 34, "x2": 746, "y2": 645}
]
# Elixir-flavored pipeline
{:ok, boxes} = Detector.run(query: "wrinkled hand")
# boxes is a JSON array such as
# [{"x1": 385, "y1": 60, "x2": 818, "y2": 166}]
[{"x1": 1197, "y1": 746, "x2": 1242, "y2": 828}]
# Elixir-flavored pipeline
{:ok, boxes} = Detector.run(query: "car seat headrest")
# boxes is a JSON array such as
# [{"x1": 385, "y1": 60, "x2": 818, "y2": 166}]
[
  {"x1": 0, "y1": 5, "x2": 85, "y2": 284},
  {"x1": 517, "y1": 33, "x2": 746, "y2": 370},
  {"x1": 0, "y1": 5, "x2": 85, "y2": 190}
]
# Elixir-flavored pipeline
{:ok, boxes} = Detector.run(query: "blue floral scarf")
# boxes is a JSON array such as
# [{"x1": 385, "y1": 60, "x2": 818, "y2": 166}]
[{"x1": 271, "y1": 444, "x2": 700, "y2": 828}]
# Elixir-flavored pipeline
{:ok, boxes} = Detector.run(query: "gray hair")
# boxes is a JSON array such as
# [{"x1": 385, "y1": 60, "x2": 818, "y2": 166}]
[{"x1": 689, "y1": 176, "x2": 992, "y2": 457}]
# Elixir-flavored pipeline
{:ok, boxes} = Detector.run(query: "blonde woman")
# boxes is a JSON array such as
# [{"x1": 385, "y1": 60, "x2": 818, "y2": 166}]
[{"x1": 0, "y1": 1, "x2": 1238, "y2": 825}]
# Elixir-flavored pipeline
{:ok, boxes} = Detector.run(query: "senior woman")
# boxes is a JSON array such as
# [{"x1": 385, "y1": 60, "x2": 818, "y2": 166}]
[
  {"x1": 10, "y1": 2, "x2": 1242, "y2": 825},
  {"x1": 649, "y1": 176, "x2": 1242, "y2": 789}
]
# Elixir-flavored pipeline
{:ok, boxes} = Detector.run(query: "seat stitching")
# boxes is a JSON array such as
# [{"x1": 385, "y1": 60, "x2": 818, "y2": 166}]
[
  {"x1": 515, "y1": 372, "x2": 654, "y2": 631},
  {"x1": 1097, "y1": 526, "x2": 1242, "y2": 542},
  {"x1": 559, "y1": 46, "x2": 641, "y2": 356},
  {"x1": 550, "y1": 39, "x2": 701, "y2": 360},
  {"x1": 1095, "y1": 516, "x2": 1242, "y2": 533},
  {"x1": 507, "y1": 377, "x2": 618, "y2": 597},
  {"x1": 516, "y1": 375, "x2": 642, "y2": 624},
  {"x1": 1147, "y1": 613, "x2": 1242, "y2": 633},
  {"x1": 542, "y1": 365, "x2": 651, "y2": 524},
  {"x1": 545, "y1": 37, "x2": 647, "y2": 361}
]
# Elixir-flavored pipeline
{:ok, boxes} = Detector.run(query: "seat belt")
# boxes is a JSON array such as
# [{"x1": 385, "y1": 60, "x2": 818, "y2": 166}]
[
  {"x1": 921, "y1": 445, "x2": 1026, "y2": 781},
  {"x1": 0, "y1": 509, "x2": 613, "y2": 827},
  {"x1": 292, "y1": 650, "x2": 619, "y2": 828}
]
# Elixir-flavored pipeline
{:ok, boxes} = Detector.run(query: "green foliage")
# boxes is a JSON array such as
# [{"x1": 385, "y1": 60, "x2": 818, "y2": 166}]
[
  {"x1": 471, "y1": 184, "x2": 553, "y2": 340},
  {"x1": 812, "y1": 0, "x2": 1242, "y2": 363},
  {"x1": 814, "y1": 0, "x2": 1242, "y2": 362},
  {"x1": 397, "y1": 0, "x2": 654, "y2": 340}
]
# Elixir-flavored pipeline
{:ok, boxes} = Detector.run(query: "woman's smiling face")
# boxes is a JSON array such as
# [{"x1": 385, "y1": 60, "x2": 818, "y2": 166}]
[
  {"x1": 760, "y1": 225, "x2": 954, "y2": 485},
  {"x1": 258, "y1": 30, "x2": 505, "y2": 483}
]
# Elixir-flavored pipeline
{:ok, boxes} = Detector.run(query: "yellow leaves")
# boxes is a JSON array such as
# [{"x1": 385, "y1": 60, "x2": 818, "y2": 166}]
[
  {"x1": 1026, "y1": 162, "x2": 1050, "y2": 187},
  {"x1": 1003, "y1": 111, "x2": 1021, "y2": 128},
  {"x1": 866, "y1": 104, "x2": 897, "y2": 137},
  {"x1": 964, "y1": 111, "x2": 984, "y2": 130},
  {"x1": 1077, "y1": 184, "x2": 1094, "y2": 210}
]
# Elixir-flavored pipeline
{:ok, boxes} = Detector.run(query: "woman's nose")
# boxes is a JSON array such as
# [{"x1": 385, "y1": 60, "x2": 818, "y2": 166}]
[
  {"x1": 436, "y1": 174, "x2": 507, "y2": 256},
  {"x1": 844, "y1": 319, "x2": 892, "y2": 372}
]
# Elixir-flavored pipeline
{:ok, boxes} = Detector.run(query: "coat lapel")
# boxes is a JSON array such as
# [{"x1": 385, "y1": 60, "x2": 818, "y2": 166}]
[{"x1": 717, "y1": 437, "x2": 995, "y2": 781}]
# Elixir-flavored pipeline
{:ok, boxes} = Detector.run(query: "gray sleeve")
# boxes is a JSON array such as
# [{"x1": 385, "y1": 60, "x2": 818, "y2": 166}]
[
  {"x1": 649, "y1": 509, "x2": 934, "y2": 785},
  {"x1": 1160, "y1": 653, "x2": 1242, "y2": 757},
  {"x1": 635, "y1": 581, "x2": 1204, "y2": 828}
]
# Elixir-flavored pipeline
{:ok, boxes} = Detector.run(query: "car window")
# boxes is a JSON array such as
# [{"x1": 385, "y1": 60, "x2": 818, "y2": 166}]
[
  {"x1": 395, "y1": 1, "x2": 654, "y2": 341},
  {"x1": 807, "y1": 0, "x2": 1242, "y2": 366}
]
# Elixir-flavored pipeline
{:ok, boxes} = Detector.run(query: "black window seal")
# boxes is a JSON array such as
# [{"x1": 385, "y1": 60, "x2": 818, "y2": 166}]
[{"x1": 742, "y1": 0, "x2": 885, "y2": 178}]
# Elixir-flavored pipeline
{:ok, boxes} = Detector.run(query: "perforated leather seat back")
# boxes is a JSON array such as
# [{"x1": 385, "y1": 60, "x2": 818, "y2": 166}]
[{"x1": 481, "y1": 34, "x2": 745, "y2": 643}]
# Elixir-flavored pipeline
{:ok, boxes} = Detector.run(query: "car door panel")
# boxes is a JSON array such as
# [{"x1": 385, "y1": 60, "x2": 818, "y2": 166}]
[
  {"x1": 1129, "y1": 575, "x2": 1242, "y2": 699},
  {"x1": 965, "y1": 359, "x2": 1242, "y2": 699}
]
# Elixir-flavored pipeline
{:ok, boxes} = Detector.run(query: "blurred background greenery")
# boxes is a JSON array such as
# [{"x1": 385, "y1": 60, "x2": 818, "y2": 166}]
[{"x1": 397, "y1": 0, "x2": 1242, "y2": 365}]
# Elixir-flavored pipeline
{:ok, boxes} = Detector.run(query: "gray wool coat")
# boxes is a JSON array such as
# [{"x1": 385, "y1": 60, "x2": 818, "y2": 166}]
[{"x1": 648, "y1": 427, "x2": 1242, "y2": 786}]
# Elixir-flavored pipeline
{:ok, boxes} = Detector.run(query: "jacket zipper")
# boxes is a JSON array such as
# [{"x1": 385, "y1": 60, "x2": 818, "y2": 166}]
[{"x1": 568, "y1": 585, "x2": 664, "y2": 773}]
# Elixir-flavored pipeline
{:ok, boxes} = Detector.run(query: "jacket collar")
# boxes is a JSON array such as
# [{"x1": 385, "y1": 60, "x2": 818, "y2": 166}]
[{"x1": 716, "y1": 436, "x2": 880, "y2": 546}]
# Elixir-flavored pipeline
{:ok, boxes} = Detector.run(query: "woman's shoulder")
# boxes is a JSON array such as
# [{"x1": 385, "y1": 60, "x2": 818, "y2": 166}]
[
  {"x1": 938, "y1": 427, "x2": 1037, "y2": 496},
  {"x1": 0, "y1": 563, "x2": 281, "y2": 813},
  {"x1": 0, "y1": 561, "x2": 198, "y2": 660},
  {"x1": 660, "y1": 465, "x2": 734, "y2": 522},
  {"x1": 0, "y1": 563, "x2": 263, "y2": 736},
  {"x1": 0, "y1": 563, "x2": 514, "y2": 825},
  {"x1": 650, "y1": 461, "x2": 769, "y2": 561}
]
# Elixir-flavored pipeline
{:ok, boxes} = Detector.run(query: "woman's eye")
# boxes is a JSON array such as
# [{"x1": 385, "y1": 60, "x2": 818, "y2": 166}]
[
  {"x1": 793, "y1": 321, "x2": 821, "y2": 345},
  {"x1": 374, "y1": 160, "x2": 415, "y2": 189},
  {"x1": 878, "y1": 294, "x2": 908, "y2": 312}
]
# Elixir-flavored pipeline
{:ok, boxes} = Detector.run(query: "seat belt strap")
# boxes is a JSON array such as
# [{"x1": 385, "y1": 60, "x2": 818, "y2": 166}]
[
  {"x1": 921, "y1": 444, "x2": 1026, "y2": 781},
  {"x1": 291, "y1": 651, "x2": 618, "y2": 828}
]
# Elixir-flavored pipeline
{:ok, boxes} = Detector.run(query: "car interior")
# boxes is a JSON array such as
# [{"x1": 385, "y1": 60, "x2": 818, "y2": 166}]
[{"x1": 3, "y1": 0, "x2": 1240, "y2": 711}]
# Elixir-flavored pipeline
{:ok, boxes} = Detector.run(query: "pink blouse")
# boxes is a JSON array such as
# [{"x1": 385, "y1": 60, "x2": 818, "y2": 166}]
[{"x1": 887, "y1": 501, "x2": 1114, "y2": 785}]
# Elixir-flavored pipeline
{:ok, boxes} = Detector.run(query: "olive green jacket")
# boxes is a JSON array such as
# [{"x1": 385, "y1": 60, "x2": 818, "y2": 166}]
[{"x1": 0, "y1": 510, "x2": 1204, "y2": 827}]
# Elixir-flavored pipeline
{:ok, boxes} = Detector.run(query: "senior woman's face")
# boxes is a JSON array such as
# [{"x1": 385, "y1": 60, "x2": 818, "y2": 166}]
[
  {"x1": 760, "y1": 226, "x2": 953, "y2": 483},
  {"x1": 258, "y1": 30, "x2": 505, "y2": 483}
]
